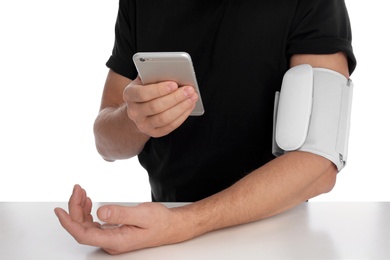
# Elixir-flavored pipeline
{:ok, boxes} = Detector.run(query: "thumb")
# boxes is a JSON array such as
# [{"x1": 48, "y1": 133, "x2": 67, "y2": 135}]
[
  {"x1": 97, "y1": 204, "x2": 147, "y2": 228},
  {"x1": 132, "y1": 75, "x2": 143, "y2": 86}
]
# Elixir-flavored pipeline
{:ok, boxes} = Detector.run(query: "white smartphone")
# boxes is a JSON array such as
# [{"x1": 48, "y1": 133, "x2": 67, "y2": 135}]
[{"x1": 133, "y1": 52, "x2": 205, "y2": 116}]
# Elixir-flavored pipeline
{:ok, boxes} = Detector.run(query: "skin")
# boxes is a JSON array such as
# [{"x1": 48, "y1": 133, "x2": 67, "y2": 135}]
[{"x1": 54, "y1": 52, "x2": 350, "y2": 255}]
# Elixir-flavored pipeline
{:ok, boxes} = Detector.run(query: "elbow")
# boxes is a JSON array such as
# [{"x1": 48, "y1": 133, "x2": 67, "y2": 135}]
[
  {"x1": 95, "y1": 146, "x2": 116, "y2": 162},
  {"x1": 319, "y1": 162, "x2": 338, "y2": 195},
  {"x1": 323, "y1": 170, "x2": 337, "y2": 194},
  {"x1": 93, "y1": 118, "x2": 116, "y2": 162},
  {"x1": 301, "y1": 154, "x2": 338, "y2": 201},
  {"x1": 303, "y1": 161, "x2": 337, "y2": 202}
]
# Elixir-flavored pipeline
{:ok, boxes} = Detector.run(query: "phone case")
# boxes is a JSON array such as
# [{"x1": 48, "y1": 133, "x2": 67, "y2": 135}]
[{"x1": 133, "y1": 52, "x2": 204, "y2": 116}]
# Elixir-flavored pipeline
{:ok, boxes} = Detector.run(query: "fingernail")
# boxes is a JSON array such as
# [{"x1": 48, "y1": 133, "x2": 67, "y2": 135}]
[
  {"x1": 54, "y1": 208, "x2": 59, "y2": 218},
  {"x1": 167, "y1": 82, "x2": 178, "y2": 91},
  {"x1": 189, "y1": 93, "x2": 198, "y2": 102},
  {"x1": 99, "y1": 207, "x2": 111, "y2": 221},
  {"x1": 183, "y1": 86, "x2": 195, "y2": 97},
  {"x1": 73, "y1": 184, "x2": 80, "y2": 193}
]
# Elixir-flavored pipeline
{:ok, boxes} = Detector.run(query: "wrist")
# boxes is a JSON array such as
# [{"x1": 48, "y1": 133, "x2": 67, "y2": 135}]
[
  {"x1": 94, "y1": 105, "x2": 150, "y2": 160},
  {"x1": 170, "y1": 202, "x2": 217, "y2": 242}
]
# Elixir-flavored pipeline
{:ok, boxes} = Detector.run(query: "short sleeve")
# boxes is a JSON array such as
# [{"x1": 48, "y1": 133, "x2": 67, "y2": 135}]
[
  {"x1": 287, "y1": 0, "x2": 357, "y2": 74},
  {"x1": 106, "y1": 0, "x2": 138, "y2": 79}
]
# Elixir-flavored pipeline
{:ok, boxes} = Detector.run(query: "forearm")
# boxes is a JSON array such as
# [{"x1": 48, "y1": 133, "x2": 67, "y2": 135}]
[
  {"x1": 93, "y1": 104, "x2": 150, "y2": 161},
  {"x1": 173, "y1": 151, "x2": 337, "y2": 239}
]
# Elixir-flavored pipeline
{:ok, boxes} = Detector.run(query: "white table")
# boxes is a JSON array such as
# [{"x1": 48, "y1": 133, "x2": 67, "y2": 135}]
[{"x1": 0, "y1": 202, "x2": 389, "y2": 259}]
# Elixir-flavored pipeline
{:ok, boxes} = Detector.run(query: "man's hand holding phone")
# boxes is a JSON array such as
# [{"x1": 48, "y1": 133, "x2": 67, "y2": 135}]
[{"x1": 123, "y1": 77, "x2": 199, "y2": 138}]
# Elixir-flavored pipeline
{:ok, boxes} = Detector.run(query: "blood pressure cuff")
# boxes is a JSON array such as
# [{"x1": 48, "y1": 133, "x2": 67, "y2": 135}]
[{"x1": 272, "y1": 64, "x2": 354, "y2": 171}]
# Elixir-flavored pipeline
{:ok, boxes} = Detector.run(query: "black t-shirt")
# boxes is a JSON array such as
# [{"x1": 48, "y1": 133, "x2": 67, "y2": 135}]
[{"x1": 106, "y1": 0, "x2": 356, "y2": 202}]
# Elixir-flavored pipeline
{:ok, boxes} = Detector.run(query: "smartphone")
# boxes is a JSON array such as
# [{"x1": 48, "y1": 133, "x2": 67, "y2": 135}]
[{"x1": 133, "y1": 52, "x2": 205, "y2": 116}]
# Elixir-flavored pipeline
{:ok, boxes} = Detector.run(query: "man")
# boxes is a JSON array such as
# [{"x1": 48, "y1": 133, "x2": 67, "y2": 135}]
[{"x1": 55, "y1": 0, "x2": 356, "y2": 254}]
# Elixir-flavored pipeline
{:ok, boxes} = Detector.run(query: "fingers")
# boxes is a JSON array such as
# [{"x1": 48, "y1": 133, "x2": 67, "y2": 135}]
[
  {"x1": 55, "y1": 206, "x2": 138, "y2": 254},
  {"x1": 68, "y1": 184, "x2": 85, "y2": 223},
  {"x1": 83, "y1": 197, "x2": 94, "y2": 223},
  {"x1": 125, "y1": 82, "x2": 197, "y2": 117},
  {"x1": 123, "y1": 80, "x2": 198, "y2": 137},
  {"x1": 147, "y1": 100, "x2": 196, "y2": 137},
  {"x1": 67, "y1": 184, "x2": 94, "y2": 224},
  {"x1": 126, "y1": 79, "x2": 179, "y2": 103},
  {"x1": 139, "y1": 86, "x2": 196, "y2": 116},
  {"x1": 56, "y1": 199, "x2": 176, "y2": 254},
  {"x1": 55, "y1": 185, "x2": 152, "y2": 254},
  {"x1": 136, "y1": 92, "x2": 198, "y2": 137},
  {"x1": 54, "y1": 207, "x2": 113, "y2": 246},
  {"x1": 54, "y1": 185, "x2": 104, "y2": 246}
]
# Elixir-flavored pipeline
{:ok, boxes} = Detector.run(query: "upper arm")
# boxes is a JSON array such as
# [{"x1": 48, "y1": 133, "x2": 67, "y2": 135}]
[
  {"x1": 99, "y1": 69, "x2": 133, "y2": 111},
  {"x1": 290, "y1": 52, "x2": 350, "y2": 78},
  {"x1": 288, "y1": 52, "x2": 349, "y2": 176}
]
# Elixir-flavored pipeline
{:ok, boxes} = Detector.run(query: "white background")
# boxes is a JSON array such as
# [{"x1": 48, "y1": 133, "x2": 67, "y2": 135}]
[{"x1": 0, "y1": 1, "x2": 388, "y2": 202}]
